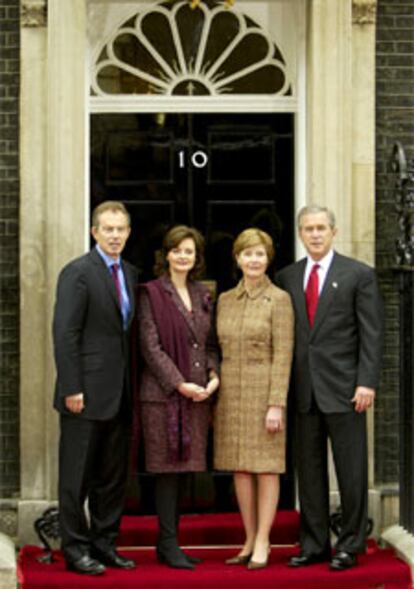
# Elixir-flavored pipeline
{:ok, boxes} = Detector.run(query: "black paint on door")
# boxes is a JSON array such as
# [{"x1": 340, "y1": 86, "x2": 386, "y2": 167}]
[{"x1": 91, "y1": 112, "x2": 295, "y2": 513}]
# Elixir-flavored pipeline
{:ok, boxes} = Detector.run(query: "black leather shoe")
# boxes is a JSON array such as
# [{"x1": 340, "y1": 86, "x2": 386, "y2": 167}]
[
  {"x1": 91, "y1": 548, "x2": 136, "y2": 569},
  {"x1": 330, "y1": 551, "x2": 357, "y2": 571},
  {"x1": 66, "y1": 554, "x2": 106, "y2": 575},
  {"x1": 288, "y1": 552, "x2": 330, "y2": 567}
]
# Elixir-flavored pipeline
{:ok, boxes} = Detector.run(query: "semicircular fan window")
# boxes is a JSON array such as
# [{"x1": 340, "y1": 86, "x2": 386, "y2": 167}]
[{"x1": 91, "y1": 0, "x2": 291, "y2": 96}]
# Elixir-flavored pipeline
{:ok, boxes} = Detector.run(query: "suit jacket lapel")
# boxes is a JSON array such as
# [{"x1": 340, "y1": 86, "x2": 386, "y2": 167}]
[
  {"x1": 90, "y1": 248, "x2": 122, "y2": 318},
  {"x1": 187, "y1": 281, "x2": 201, "y2": 336},
  {"x1": 122, "y1": 261, "x2": 136, "y2": 327},
  {"x1": 311, "y1": 253, "x2": 340, "y2": 336},
  {"x1": 160, "y1": 275, "x2": 197, "y2": 339}
]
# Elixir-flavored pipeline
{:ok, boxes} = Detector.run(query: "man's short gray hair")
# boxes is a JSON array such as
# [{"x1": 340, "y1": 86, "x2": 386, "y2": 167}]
[{"x1": 296, "y1": 205, "x2": 336, "y2": 229}]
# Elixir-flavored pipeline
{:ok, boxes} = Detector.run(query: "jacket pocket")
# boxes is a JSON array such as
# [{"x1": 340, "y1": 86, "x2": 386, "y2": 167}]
[{"x1": 246, "y1": 340, "x2": 269, "y2": 363}]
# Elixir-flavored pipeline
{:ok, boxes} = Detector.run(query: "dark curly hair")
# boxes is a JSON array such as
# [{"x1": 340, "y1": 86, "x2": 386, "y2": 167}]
[{"x1": 154, "y1": 225, "x2": 205, "y2": 279}]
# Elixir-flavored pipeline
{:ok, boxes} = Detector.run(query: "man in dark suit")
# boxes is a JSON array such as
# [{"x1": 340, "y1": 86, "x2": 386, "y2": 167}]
[
  {"x1": 275, "y1": 205, "x2": 383, "y2": 571},
  {"x1": 53, "y1": 201, "x2": 138, "y2": 575}
]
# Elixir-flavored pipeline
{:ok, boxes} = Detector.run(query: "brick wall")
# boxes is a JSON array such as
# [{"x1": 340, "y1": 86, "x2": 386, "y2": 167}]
[
  {"x1": 375, "y1": 0, "x2": 414, "y2": 483},
  {"x1": 0, "y1": 0, "x2": 20, "y2": 498}
]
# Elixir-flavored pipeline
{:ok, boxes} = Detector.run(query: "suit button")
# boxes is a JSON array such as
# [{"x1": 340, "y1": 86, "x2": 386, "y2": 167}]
[
  {"x1": 194, "y1": 361, "x2": 200, "y2": 367},
  {"x1": 193, "y1": 343, "x2": 199, "y2": 349}
]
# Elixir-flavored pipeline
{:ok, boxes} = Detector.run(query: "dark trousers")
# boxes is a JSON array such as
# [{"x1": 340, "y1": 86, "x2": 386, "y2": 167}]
[
  {"x1": 296, "y1": 408, "x2": 368, "y2": 556},
  {"x1": 58, "y1": 407, "x2": 130, "y2": 561}
]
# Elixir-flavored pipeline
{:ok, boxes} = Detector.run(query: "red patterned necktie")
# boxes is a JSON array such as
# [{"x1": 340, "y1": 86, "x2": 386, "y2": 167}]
[
  {"x1": 110, "y1": 263, "x2": 122, "y2": 305},
  {"x1": 305, "y1": 263, "x2": 320, "y2": 327}
]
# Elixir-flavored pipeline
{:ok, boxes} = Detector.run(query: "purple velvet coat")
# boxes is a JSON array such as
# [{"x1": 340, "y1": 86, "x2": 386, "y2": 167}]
[{"x1": 138, "y1": 274, "x2": 218, "y2": 472}]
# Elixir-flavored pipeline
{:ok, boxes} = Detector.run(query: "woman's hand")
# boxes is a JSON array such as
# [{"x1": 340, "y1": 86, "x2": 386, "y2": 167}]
[
  {"x1": 205, "y1": 374, "x2": 220, "y2": 397},
  {"x1": 177, "y1": 382, "x2": 207, "y2": 401},
  {"x1": 265, "y1": 405, "x2": 284, "y2": 433}
]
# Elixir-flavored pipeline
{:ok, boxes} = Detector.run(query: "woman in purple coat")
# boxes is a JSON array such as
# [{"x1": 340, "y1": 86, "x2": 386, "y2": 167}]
[{"x1": 138, "y1": 225, "x2": 219, "y2": 569}]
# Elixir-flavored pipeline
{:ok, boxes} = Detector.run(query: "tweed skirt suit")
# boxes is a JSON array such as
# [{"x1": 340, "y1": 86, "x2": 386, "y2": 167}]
[{"x1": 214, "y1": 276, "x2": 294, "y2": 473}]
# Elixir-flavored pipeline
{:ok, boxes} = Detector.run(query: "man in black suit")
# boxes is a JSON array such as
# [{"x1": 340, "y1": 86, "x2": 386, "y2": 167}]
[
  {"x1": 275, "y1": 205, "x2": 383, "y2": 571},
  {"x1": 53, "y1": 201, "x2": 138, "y2": 575}
]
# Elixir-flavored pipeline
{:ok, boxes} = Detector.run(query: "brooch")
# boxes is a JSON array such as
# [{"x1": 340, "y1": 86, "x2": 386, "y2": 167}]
[{"x1": 202, "y1": 292, "x2": 212, "y2": 312}]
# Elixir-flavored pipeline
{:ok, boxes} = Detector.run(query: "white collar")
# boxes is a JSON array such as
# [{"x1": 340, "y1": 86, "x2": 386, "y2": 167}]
[{"x1": 306, "y1": 249, "x2": 334, "y2": 271}]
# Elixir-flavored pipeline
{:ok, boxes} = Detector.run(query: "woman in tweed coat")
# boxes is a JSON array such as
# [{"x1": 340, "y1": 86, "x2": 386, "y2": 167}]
[
  {"x1": 214, "y1": 228, "x2": 294, "y2": 570},
  {"x1": 138, "y1": 225, "x2": 219, "y2": 570}
]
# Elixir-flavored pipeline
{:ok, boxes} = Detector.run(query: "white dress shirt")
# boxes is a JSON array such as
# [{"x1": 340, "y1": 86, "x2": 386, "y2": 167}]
[{"x1": 303, "y1": 249, "x2": 335, "y2": 295}]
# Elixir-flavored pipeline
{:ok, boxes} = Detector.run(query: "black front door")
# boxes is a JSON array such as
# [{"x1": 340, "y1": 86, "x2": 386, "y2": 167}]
[{"x1": 90, "y1": 112, "x2": 295, "y2": 512}]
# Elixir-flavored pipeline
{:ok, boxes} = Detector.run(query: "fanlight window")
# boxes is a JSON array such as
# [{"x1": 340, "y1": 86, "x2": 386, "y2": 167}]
[{"x1": 91, "y1": 0, "x2": 291, "y2": 97}]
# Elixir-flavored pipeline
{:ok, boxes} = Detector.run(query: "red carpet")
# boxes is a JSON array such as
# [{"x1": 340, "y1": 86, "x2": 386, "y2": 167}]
[
  {"x1": 18, "y1": 543, "x2": 411, "y2": 589},
  {"x1": 18, "y1": 512, "x2": 412, "y2": 589}
]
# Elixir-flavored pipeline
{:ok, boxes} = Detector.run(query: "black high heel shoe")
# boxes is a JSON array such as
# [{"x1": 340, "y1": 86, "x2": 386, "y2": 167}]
[
  {"x1": 183, "y1": 552, "x2": 202, "y2": 565},
  {"x1": 156, "y1": 547, "x2": 195, "y2": 570}
]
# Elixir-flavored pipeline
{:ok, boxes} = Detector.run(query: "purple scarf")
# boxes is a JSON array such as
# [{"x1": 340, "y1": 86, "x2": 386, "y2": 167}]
[{"x1": 142, "y1": 278, "x2": 192, "y2": 463}]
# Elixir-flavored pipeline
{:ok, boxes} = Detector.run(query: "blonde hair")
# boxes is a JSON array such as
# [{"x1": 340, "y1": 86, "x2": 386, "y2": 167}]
[
  {"x1": 233, "y1": 228, "x2": 274, "y2": 263},
  {"x1": 91, "y1": 201, "x2": 130, "y2": 228}
]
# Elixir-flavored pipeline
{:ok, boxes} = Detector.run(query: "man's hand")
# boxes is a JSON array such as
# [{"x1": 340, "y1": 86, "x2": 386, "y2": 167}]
[
  {"x1": 65, "y1": 393, "x2": 85, "y2": 413},
  {"x1": 352, "y1": 386, "x2": 375, "y2": 413}
]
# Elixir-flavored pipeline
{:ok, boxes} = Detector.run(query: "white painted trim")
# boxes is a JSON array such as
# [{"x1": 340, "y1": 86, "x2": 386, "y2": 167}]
[
  {"x1": 85, "y1": 46, "x2": 91, "y2": 251},
  {"x1": 294, "y1": 0, "x2": 307, "y2": 261},
  {"x1": 89, "y1": 95, "x2": 298, "y2": 113},
  {"x1": 89, "y1": 1, "x2": 292, "y2": 99},
  {"x1": 382, "y1": 525, "x2": 414, "y2": 580},
  {"x1": 0, "y1": 532, "x2": 16, "y2": 589}
]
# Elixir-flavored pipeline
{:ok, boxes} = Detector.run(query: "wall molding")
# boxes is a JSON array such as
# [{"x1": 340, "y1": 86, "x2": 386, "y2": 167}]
[
  {"x1": 352, "y1": 0, "x2": 376, "y2": 25},
  {"x1": 21, "y1": 1, "x2": 47, "y2": 28}
]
